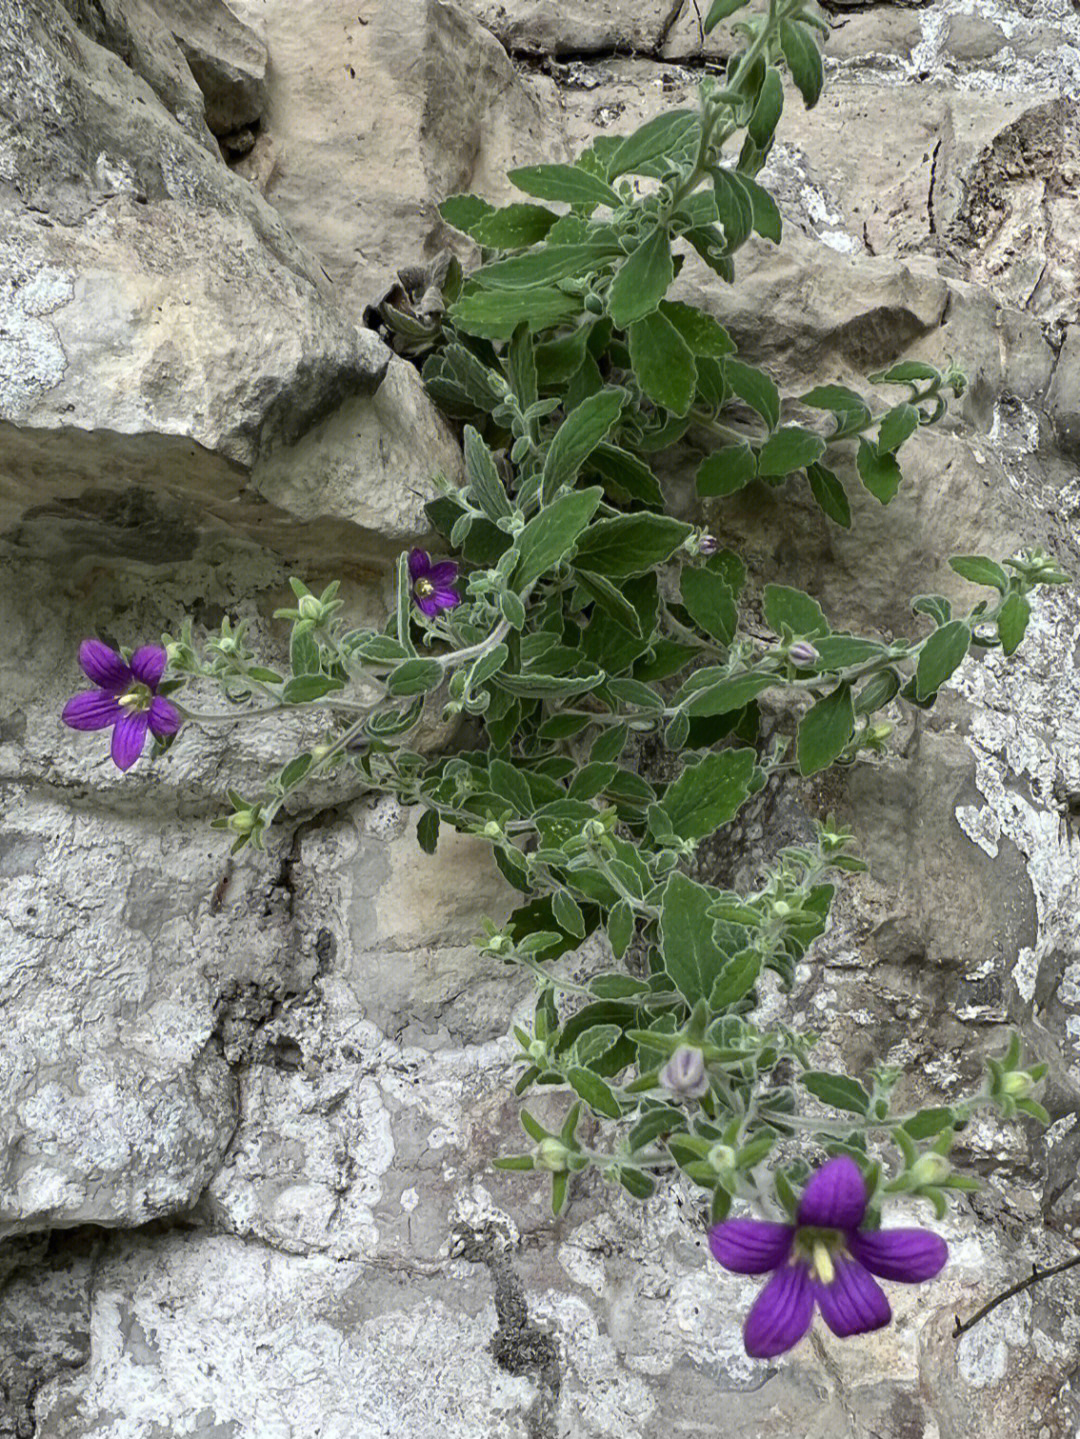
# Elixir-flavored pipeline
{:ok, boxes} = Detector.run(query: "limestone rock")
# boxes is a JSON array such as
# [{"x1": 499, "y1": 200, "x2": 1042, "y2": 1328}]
[
  {"x1": 459, "y1": 0, "x2": 680, "y2": 55},
  {"x1": 154, "y1": 0, "x2": 269, "y2": 137}
]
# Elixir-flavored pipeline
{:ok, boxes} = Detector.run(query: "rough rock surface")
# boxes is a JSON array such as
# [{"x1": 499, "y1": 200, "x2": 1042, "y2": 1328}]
[{"x1": 3, "y1": 0, "x2": 1080, "y2": 1436}]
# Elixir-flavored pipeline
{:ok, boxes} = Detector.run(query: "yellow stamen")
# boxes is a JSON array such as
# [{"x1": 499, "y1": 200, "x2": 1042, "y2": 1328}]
[
  {"x1": 812, "y1": 1240, "x2": 835, "y2": 1285},
  {"x1": 415, "y1": 578, "x2": 435, "y2": 598}
]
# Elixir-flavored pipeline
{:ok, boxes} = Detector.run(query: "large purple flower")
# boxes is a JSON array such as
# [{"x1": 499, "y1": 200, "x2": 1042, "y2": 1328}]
[
  {"x1": 62, "y1": 640, "x2": 181, "y2": 771},
  {"x1": 408, "y1": 548, "x2": 461, "y2": 617},
  {"x1": 709, "y1": 1156, "x2": 948, "y2": 1359}
]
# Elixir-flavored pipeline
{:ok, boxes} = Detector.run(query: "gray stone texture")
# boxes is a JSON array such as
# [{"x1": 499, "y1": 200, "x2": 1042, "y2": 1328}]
[{"x1": 2, "y1": 0, "x2": 1080, "y2": 1435}]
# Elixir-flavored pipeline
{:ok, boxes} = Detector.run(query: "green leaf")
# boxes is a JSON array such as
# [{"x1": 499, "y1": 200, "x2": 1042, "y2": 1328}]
[
  {"x1": 800, "y1": 384, "x2": 871, "y2": 438},
  {"x1": 508, "y1": 163, "x2": 622, "y2": 209},
  {"x1": 712, "y1": 168, "x2": 752, "y2": 253},
  {"x1": 588, "y1": 443, "x2": 665, "y2": 509},
  {"x1": 246, "y1": 666, "x2": 285, "y2": 685},
  {"x1": 854, "y1": 668, "x2": 901, "y2": 715},
  {"x1": 508, "y1": 323, "x2": 538, "y2": 409},
  {"x1": 607, "y1": 900, "x2": 635, "y2": 958},
  {"x1": 552, "y1": 890, "x2": 586, "y2": 938},
  {"x1": 464, "y1": 426, "x2": 512, "y2": 520},
  {"x1": 542, "y1": 388, "x2": 626, "y2": 502},
  {"x1": 902, "y1": 1107, "x2": 954, "y2": 1140},
  {"x1": 748, "y1": 66, "x2": 784, "y2": 148},
  {"x1": 465, "y1": 643, "x2": 510, "y2": 692},
  {"x1": 628, "y1": 309, "x2": 698, "y2": 417},
  {"x1": 438, "y1": 193, "x2": 495, "y2": 235},
  {"x1": 740, "y1": 174, "x2": 782, "y2": 244},
  {"x1": 513, "y1": 486, "x2": 604, "y2": 589},
  {"x1": 471, "y1": 203, "x2": 559, "y2": 247},
  {"x1": 386, "y1": 658, "x2": 444, "y2": 696},
  {"x1": 573, "y1": 514, "x2": 693, "y2": 577},
  {"x1": 797, "y1": 682, "x2": 854, "y2": 775},
  {"x1": 806, "y1": 461, "x2": 851, "y2": 528},
  {"x1": 912, "y1": 594, "x2": 952, "y2": 627},
  {"x1": 534, "y1": 325, "x2": 593, "y2": 388},
  {"x1": 499, "y1": 590, "x2": 527, "y2": 630},
  {"x1": 567, "y1": 1067, "x2": 621, "y2": 1118},
  {"x1": 856, "y1": 436, "x2": 903, "y2": 503},
  {"x1": 678, "y1": 670, "x2": 775, "y2": 717},
  {"x1": 551, "y1": 1170, "x2": 569, "y2": 1215},
  {"x1": 617, "y1": 1167, "x2": 656, "y2": 1199},
  {"x1": 575, "y1": 569, "x2": 643, "y2": 635},
  {"x1": 704, "y1": 0, "x2": 747, "y2": 31},
  {"x1": 496, "y1": 670, "x2": 602, "y2": 699},
  {"x1": 608, "y1": 227, "x2": 674, "y2": 330},
  {"x1": 680, "y1": 568, "x2": 738, "y2": 646},
  {"x1": 877, "y1": 402, "x2": 920, "y2": 454},
  {"x1": 780, "y1": 18, "x2": 824, "y2": 108},
  {"x1": 281, "y1": 674, "x2": 345, "y2": 703},
  {"x1": 661, "y1": 872, "x2": 732, "y2": 1007},
  {"x1": 997, "y1": 592, "x2": 1031, "y2": 656},
  {"x1": 280, "y1": 753, "x2": 313, "y2": 789},
  {"x1": 801, "y1": 1071, "x2": 870, "y2": 1115},
  {"x1": 697, "y1": 442, "x2": 757, "y2": 497},
  {"x1": 611, "y1": 110, "x2": 700, "y2": 178},
  {"x1": 476, "y1": 243, "x2": 620, "y2": 291},
  {"x1": 869, "y1": 360, "x2": 940, "y2": 385},
  {"x1": 725, "y1": 360, "x2": 780, "y2": 432},
  {"x1": 949, "y1": 555, "x2": 1009, "y2": 593},
  {"x1": 658, "y1": 301, "x2": 735, "y2": 357},
  {"x1": 449, "y1": 286, "x2": 580, "y2": 340},
  {"x1": 709, "y1": 948, "x2": 762, "y2": 1009},
  {"x1": 763, "y1": 585, "x2": 830, "y2": 638},
  {"x1": 290, "y1": 627, "x2": 320, "y2": 677},
  {"x1": 661, "y1": 749, "x2": 757, "y2": 841},
  {"x1": 416, "y1": 808, "x2": 440, "y2": 854},
  {"x1": 757, "y1": 426, "x2": 826, "y2": 478},
  {"x1": 813, "y1": 635, "x2": 887, "y2": 668},
  {"x1": 915, "y1": 620, "x2": 971, "y2": 699}
]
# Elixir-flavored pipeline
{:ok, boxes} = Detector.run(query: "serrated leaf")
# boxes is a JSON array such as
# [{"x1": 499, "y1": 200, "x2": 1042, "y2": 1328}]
[
  {"x1": 915, "y1": 620, "x2": 971, "y2": 699},
  {"x1": 386, "y1": 658, "x2": 444, "y2": 696},
  {"x1": 628, "y1": 309, "x2": 698, "y2": 417},
  {"x1": 608, "y1": 227, "x2": 673, "y2": 330},
  {"x1": 877, "y1": 402, "x2": 920, "y2": 454},
  {"x1": 471, "y1": 203, "x2": 559, "y2": 248},
  {"x1": 513, "y1": 486, "x2": 604, "y2": 590},
  {"x1": 697, "y1": 442, "x2": 757, "y2": 497},
  {"x1": 438, "y1": 193, "x2": 495, "y2": 235},
  {"x1": 658, "y1": 301, "x2": 735, "y2": 357},
  {"x1": 725, "y1": 359, "x2": 780, "y2": 432},
  {"x1": 416, "y1": 808, "x2": 440, "y2": 854},
  {"x1": 797, "y1": 682, "x2": 854, "y2": 775},
  {"x1": 542, "y1": 388, "x2": 626, "y2": 502},
  {"x1": 806, "y1": 461, "x2": 852, "y2": 527},
  {"x1": 801, "y1": 1071, "x2": 870, "y2": 1115},
  {"x1": 763, "y1": 585, "x2": 830, "y2": 638},
  {"x1": 508, "y1": 163, "x2": 622, "y2": 209},
  {"x1": 661, "y1": 872, "x2": 732, "y2": 1007},
  {"x1": 949, "y1": 555, "x2": 1009, "y2": 593},
  {"x1": 709, "y1": 948, "x2": 762, "y2": 1009},
  {"x1": 856, "y1": 436, "x2": 903, "y2": 503},
  {"x1": 712, "y1": 168, "x2": 752, "y2": 253},
  {"x1": 661, "y1": 749, "x2": 757, "y2": 842},
  {"x1": 476, "y1": 242, "x2": 620, "y2": 291},
  {"x1": 680, "y1": 568, "x2": 738, "y2": 645},
  {"x1": 997, "y1": 592, "x2": 1030, "y2": 655},
  {"x1": 281, "y1": 674, "x2": 345, "y2": 703},
  {"x1": 567, "y1": 1066, "x2": 621, "y2": 1118},
  {"x1": 449, "y1": 286, "x2": 581, "y2": 340},
  {"x1": 757, "y1": 426, "x2": 826, "y2": 478},
  {"x1": 464, "y1": 425, "x2": 512, "y2": 520},
  {"x1": 573, "y1": 513, "x2": 692, "y2": 577},
  {"x1": 780, "y1": 18, "x2": 824, "y2": 108},
  {"x1": 611, "y1": 110, "x2": 700, "y2": 178}
]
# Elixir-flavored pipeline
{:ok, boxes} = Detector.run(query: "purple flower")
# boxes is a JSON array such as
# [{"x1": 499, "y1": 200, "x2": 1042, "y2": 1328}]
[
  {"x1": 409, "y1": 549, "x2": 461, "y2": 617},
  {"x1": 709, "y1": 1155, "x2": 948, "y2": 1359},
  {"x1": 62, "y1": 640, "x2": 181, "y2": 772},
  {"x1": 659, "y1": 1046, "x2": 709, "y2": 1099}
]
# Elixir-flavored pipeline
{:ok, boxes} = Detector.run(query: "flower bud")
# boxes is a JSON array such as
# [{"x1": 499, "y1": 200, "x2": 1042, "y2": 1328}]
[
  {"x1": 535, "y1": 1137, "x2": 570, "y2": 1172},
  {"x1": 660, "y1": 1046, "x2": 709, "y2": 1099},
  {"x1": 582, "y1": 818, "x2": 607, "y2": 842},
  {"x1": 311, "y1": 743, "x2": 334, "y2": 762},
  {"x1": 707, "y1": 1143, "x2": 737, "y2": 1174},
  {"x1": 227, "y1": 810, "x2": 257, "y2": 834},
  {"x1": 528, "y1": 1039, "x2": 548, "y2": 1064},
  {"x1": 482, "y1": 820, "x2": 503, "y2": 839},
  {"x1": 1002, "y1": 1070, "x2": 1035, "y2": 1099},
  {"x1": 698, "y1": 533, "x2": 719, "y2": 556},
  {"x1": 788, "y1": 641, "x2": 819, "y2": 668},
  {"x1": 298, "y1": 594, "x2": 323, "y2": 622},
  {"x1": 910, "y1": 1153, "x2": 950, "y2": 1187}
]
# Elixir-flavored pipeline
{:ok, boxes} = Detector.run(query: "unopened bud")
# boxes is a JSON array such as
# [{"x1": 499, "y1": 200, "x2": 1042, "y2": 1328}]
[
  {"x1": 1002, "y1": 1070, "x2": 1034, "y2": 1099},
  {"x1": 698, "y1": 533, "x2": 719, "y2": 556},
  {"x1": 227, "y1": 810, "x2": 257, "y2": 834},
  {"x1": 298, "y1": 595, "x2": 323, "y2": 621},
  {"x1": 707, "y1": 1143, "x2": 737, "y2": 1174},
  {"x1": 788, "y1": 641, "x2": 819, "y2": 668},
  {"x1": 910, "y1": 1153, "x2": 950, "y2": 1186},
  {"x1": 536, "y1": 1138, "x2": 570, "y2": 1173},
  {"x1": 659, "y1": 1046, "x2": 709, "y2": 1099},
  {"x1": 582, "y1": 818, "x2": 607, "y2": 842},
  {"x1": 528, "y1": 1039, "x2": 548, "y2": 1063},
  {"x1": 482, "y1": 820, "x2": 503, "y2": 839}
]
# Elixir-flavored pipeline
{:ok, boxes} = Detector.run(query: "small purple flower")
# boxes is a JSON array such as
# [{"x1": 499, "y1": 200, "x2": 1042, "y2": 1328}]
[
  {"x1": 709, "y1": 1156, "x2": 948, "y2": 1359},
  {"x1": 409, "y1": 549, "x2": 461, "y2": 617},
  {"x1": 788, "y1": 641, "x2": 820, "y2": 668},
  {"x1": 659, "y1": 1046, "x2": 709, "y2": 1099},
  {"x1": 698, "y1": 533, "x2": 719, "y2": 556},
  {"x1": 62, "y1": 640, "x2": 181, "y2": 772}
]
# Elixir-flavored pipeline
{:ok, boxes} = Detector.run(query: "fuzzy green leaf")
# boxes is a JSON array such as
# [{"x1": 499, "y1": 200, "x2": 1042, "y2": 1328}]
[
  {"x1": 513, "y1": 486, "x2": 604, "y2": 590},
  {"x1": 608, "y1": 227, "x2": 674, "y2": 330},
  {"x1": 796, "y1": 682, "x2": 854, "y2": 775},
  {"x1": 915, "y1": 620, "x2": 971, "y2": 698},
  {"x1": 661, "y1": 749, "x2": 757, "y2": 841},
  {"x1": 628, "y1": 309, "x2": 698, "y2": 416},
  {"x1": 508, "y1": 163, "x2": 622, "y2": 209}
]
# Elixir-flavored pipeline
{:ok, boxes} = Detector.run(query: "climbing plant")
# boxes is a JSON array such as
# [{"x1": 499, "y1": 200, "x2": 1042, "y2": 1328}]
[{"x1": 64, "y1": 0, "x2": 1062, "y2": 1356}]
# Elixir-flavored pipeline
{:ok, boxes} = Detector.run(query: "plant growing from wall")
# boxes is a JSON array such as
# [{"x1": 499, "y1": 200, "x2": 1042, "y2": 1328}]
[{"x1": 63, "y1": 0, "x2": 1064, "y2": 1356}]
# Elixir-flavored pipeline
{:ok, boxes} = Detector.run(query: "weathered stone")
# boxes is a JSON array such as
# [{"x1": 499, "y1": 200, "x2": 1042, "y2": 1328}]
[
  {"x1": 154, "y1": 0, "x2": 269, "y2": 136},
  {"x1": 459, "y1": 0, "x2": 681, "y2": 55},
  {"x1": 822, "y1": 7, "x2": 924, "y2": 64},
  {"x1": 943, "y1": 12, "x2": 1007, "y2": 64}
]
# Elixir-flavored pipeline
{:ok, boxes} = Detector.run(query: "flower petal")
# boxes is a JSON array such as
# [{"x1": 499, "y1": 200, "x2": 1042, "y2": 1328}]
[
  {"x1": 78, "y1": 639, "x2": 130, "y2": 690},
  {"x1": 408, "y1": 548, "x2": 431, "y2": 580},
  {"x1": 110, "y1": 711, "x2": 149, "y2": 771},
  {"x1": 62, "y1": 690, "x2": 123, "y2": 731},
  {"x1": 130, "y1": 645, "x2": 167, "y2": 688},
  {"x1": 813, "y1": 1257, "x2": 891, "y2": 1340},
  {"x1": 797, "y1": 1156, "x2": 868, "y2": 1230},
  {"x1": 709, "y1": 1220, "x2": 794, "y2": 1275},
  {"x1": 148, "y1": 696, "x2": 182, "y2": 738},
  {"x1": 433, "y1": 587, "x2": 461, "y2": 611},
  {"x1": 850, "y1": 1228, "x2": 948, "y2": 1283},
  {"x1": 427, "y1": 561, "x2": 459, "y2": 586},
  {"x1": 415, "y1": 593, "x2": 440, "y2": 618},
  {"x1": 743, "y1": 1262, "x2": 815, "y2": 1359}
]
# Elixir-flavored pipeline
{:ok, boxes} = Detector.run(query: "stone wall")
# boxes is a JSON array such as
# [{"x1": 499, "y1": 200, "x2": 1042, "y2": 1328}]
[{"x1": 2, "y1": 0, "x2": 1080, "y2": 1434}]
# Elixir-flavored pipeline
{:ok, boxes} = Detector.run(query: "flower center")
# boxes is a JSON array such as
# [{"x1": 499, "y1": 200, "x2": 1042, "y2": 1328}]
[
  {"x1": 793, "y1": 1226, "x2": 845, "y2": 1284},
  {"x1": 414, "y1": 578, "x2": 435, "y2": 599},
  {"x1": 118, "y1": 682, "x2": 152, "y2": 713}
]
